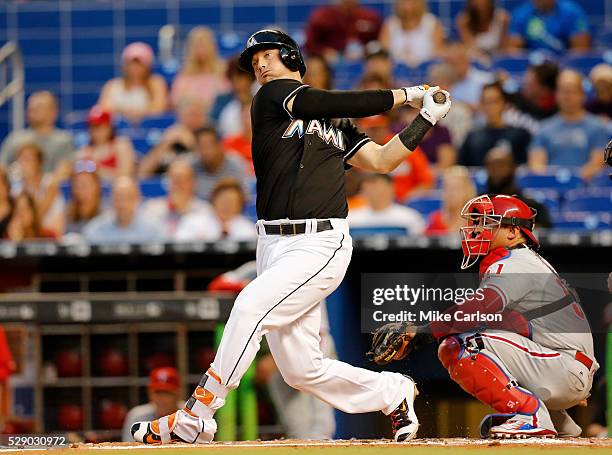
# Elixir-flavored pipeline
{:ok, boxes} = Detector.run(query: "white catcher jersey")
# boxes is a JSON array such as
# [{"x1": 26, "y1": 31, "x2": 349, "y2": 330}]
[{"x1": 480, "y1": 246, "x2": 594, "y2": 357}]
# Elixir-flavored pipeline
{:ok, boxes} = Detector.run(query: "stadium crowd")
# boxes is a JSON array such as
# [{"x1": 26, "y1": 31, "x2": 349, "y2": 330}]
[{"x1": 0, "y1": 0, "x2": 610, "y2": 244}]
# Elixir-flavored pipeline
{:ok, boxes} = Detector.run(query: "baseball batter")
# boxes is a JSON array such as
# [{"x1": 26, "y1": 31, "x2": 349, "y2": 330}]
[
  {"x1": 370, "y1": 194, "x2": 599, "y2": 438},
  {"x1": 132, "y1": 29, "x2": 451, "y2": 444}
]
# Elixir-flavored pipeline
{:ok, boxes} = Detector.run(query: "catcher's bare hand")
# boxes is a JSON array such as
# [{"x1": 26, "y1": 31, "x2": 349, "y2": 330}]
[{"x1": 367, "y1": 322, "x2": 416, "y2": 366}]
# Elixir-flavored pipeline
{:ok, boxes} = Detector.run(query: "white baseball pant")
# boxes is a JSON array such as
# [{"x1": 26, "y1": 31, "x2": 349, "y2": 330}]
[
  {"x1": 476, "y1": 330, "x2": 598, "y2": 411},
  {"x1": 209, "y1": 218, "x2": 409, "y2": 416}
]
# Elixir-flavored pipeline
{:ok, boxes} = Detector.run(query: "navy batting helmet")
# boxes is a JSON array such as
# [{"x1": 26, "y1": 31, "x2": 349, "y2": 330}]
[{"x1": 239, "y1": 29, "x2": 306, "y2": 76}]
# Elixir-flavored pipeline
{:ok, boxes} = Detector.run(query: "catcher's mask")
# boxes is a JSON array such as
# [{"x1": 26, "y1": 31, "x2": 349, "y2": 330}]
[
  {"x1": 460, "y1": 194, "x2": 538, "y2": 269},
  {"x1": 239, "y1": 29, "x2": 306, "y2": 77}
]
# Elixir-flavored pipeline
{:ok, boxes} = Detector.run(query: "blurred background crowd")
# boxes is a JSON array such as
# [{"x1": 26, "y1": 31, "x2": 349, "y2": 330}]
[{"x1": 0, "y1": 0, "x2": 610, "y2": 245}]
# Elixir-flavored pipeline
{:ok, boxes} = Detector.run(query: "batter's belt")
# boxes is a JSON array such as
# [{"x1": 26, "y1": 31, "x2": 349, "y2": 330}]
[{"x1": 263, "y1": 220, "x2": 333, "y2": 235}]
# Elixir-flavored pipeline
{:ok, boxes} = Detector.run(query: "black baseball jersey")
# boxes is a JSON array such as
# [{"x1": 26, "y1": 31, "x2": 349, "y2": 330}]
[{"x1": 251, "y1": 78, "x2": 371, "y2": 220}]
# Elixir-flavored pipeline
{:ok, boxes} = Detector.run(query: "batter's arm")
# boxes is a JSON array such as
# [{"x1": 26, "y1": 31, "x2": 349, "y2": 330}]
[
  {"x1": 348, "y1": 90, "x2": 452, "y2": 173},
  {"x1": 286, "y1": 86, "x2": 423, "y2": 120}
]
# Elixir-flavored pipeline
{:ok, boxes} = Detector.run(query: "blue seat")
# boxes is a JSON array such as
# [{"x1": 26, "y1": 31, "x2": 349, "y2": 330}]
[
  {"x1": 596, "y1": 28, "x2": 612, "y2": 48},
  {"x1": 333, "y1": 61, "x2": 364, "y2": 89},
  {"x1": 491, "y1": 54, "x2": 531, "y2": 75},
  {"x1": 554, "y1": 212, "x2": 612, "y2": 230},
  {"x1": 563, "y1": 187, "x2": 612, "y2": 212},
  {"x1": 131, "y1": 137, "x2": 151, "y2": 156},
  {"x1": 522, "y1": 188, "x2": 561, "y2": 214},
  {"x1": 61, "y1": 181, "x2": 112, "y2": 201},
  {"x1": 72, "y1": 130, "x2": 90, "y2": 149},
  {"x1": 140, "y1": 178, "x2": 168, "y2": 198},
  {"x1": 404, "y1": 192, "x2": 442, "y2": 217},
  {"x1": 590, "y1": 171, "x2": 612, "y2": 187},
  {"x1": 245, "y1": 178, "x2": 257, "y2": 201},
  {"x1": 469, "y1": 168, "x2": 488, "y2": 193},
  {"x1": 349, "y1": 226, "x2": 408, "y2": 238},
  {"x1": 393, "y1": 63, "x2": 419, "y2": 86},
  {"x1": 244, "y1": 201, "x2": 257, "y2": 222},
  {"x1": 218, "y1": 31, "x2": 247, "y2": 58},
  {"x1": 154, "y1": 61, "x2": 180, "y2": 86},
  {"x1": 563, "y1": 51, "x2": 611, "y2": 74},
  {"x1": 66, "y1": 118, "x2": 89, "y2": 132},
  {"x1": 516, "y1": 169, "x2": 584, "y2": 192},
  {"x1": 140, "y1": 114, "x2": 176, "y2": 130}
]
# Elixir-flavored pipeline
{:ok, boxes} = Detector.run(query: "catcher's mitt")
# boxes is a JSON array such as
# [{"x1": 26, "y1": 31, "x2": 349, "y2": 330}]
[{"x1": 367, "y1": 322, "x2": 434, "y2": 365}]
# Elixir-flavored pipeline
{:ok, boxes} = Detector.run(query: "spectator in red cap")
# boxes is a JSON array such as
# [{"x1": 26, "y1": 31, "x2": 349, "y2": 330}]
[
  {"x1": 99, "y1": 42, "x2": 168, "y2": 123},
  {"x1": 121, "y1": 367, "x2": 182, "y2": 442},
  {"x1": 76, "y1": 106, "x2": 136, "y2": 180}
]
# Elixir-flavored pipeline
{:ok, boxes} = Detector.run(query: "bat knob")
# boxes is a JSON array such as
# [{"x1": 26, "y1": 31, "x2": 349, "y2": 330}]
[{"x1": 432, "y1": 91, "x2": 447, "y2": 104}]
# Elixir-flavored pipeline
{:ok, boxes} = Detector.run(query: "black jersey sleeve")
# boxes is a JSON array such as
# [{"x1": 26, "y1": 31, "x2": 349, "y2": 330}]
[
  {"x1": 291, "y1": 87, "x2": 395, "y2": 120},
  {"x1": 252, "y1": 78, "x2": 308, "y2": 121},
  {"x1": 331, "y1": 118, "x2": 372, "y2": 169}
]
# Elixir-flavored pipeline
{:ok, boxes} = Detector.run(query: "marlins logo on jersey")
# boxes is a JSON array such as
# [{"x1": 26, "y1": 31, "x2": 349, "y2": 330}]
[{"x1": 282, "y1": 119, "x2": 345, "y2": 151}]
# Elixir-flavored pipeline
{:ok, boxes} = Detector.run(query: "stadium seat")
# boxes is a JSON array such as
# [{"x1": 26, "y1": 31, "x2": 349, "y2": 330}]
[
  {"x1": 522, "y1": 188, "x2": 561, "y2": 214},
  {"x1": 155, "y1": 61, "x2": 180, "y2": 86},
  {"x1": 516, "y1": 169, "x2": 585, "y2": 192},
  {"x1": 140, "y1": 177, "x2": 168, "y2": 198},
  {"x1": 469, "y1": 168, "x2": 488, "y2": 193},
  {"x1": 140, "y1": 114, "x2": 176, "y2": 130},
  {"x1": 245, "y1": 178, "x2": 257, "y2": 200},
  {"x1": 349, "y1": 226, "x2": 408, "y2": 238},
  {"x1": 404, "y1": 191, "x2": 442, "y2": 217},
  {"x1": 333, "y1": 61, "x2": 364, "y2": 89},
  {"x1": 218, "y1": 31, "x2": 247, "y2": 58},
  {"x1": 244, "y1": 201, "x2": 257, "y2": 222},
  {"x1": 131, "y1": 137, "x2": 151, "y2": 156},
  {"x1": 596, "y1": 28, "x2": 612, "y2": 49},
  {"x1": 393, "y1": 63, "x2": 420, "y2": 86},
  {"x1": 563, "y1": 187, "x2": 612, "y2": 212},
  {"x1": 563, "y1": 51, "x2": 611, "y2": 74},
  {"x1": 73, "y1": 131, "x2": 90, "y2": 149},
  {"x1": 590, "y1": 171, "x2": 612, "y2": 187},
  {"x1": 60, "y1": 181, "x2": 112, "y2": 201},
  {"x1": 66, "y1": 118, "x2": 89, "y2": 132},
  {"x1": 553, "y1": 212, "x2": 612, "y2": 230},
  {"x1": 393, "y1": 59, "x2": 441, "y2": 86},
  {"x1": 491, "y1": 54, "x2": 531, "y2": 75}
]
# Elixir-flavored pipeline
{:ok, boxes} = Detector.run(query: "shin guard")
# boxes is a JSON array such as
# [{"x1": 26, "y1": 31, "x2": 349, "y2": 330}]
[{"x1": 438, "y1": 336, "x2": 539, "y2": 415}]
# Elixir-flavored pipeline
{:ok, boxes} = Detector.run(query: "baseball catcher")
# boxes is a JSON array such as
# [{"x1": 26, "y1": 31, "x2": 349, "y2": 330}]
[{"x1": 370, "y1": 194, "x2": 599, "y2": 438}]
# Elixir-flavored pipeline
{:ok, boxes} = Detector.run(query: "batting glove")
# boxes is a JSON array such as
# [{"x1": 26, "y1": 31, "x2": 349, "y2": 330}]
[
  {"x1": 420, "y1": 87, "x2": 451, "y2": 126},
  {"x1": 401, "y1": 85, "x2": 431, "y2": 109}
]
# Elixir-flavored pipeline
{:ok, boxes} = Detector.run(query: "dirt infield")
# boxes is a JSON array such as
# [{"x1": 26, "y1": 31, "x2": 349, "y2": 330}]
[{"x1": 1, "y1": 438, "x2": 610, "y2": 454}]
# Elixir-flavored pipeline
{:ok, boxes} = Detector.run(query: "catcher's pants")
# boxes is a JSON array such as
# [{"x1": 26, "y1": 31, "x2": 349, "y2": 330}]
[
  {"x1": 464, "y1": 330, "x2": 599, "y2": 411},
  {"x1": 210, "y1": 218, "x2": 409, "y2": 415}
]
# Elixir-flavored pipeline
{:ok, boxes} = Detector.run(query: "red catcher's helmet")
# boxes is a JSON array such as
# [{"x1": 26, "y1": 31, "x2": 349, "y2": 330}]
[{"x1": 460, "y1": 194, "x2": 538, "y2": 269}]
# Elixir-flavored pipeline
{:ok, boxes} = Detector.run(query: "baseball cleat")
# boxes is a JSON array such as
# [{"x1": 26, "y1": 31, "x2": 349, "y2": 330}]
[
  {"x1": 131, "y1": 416, "x2": 187, "y2": 445},
  {"x1": 390, "y1": 375, "x2": 420, "y2": 442},
  {"x1": 482, "y1": 413, "x2": 557, "y2": 439},
  {"x1": 131, "y1": 409, "x2": 217, "y2": 445}
]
